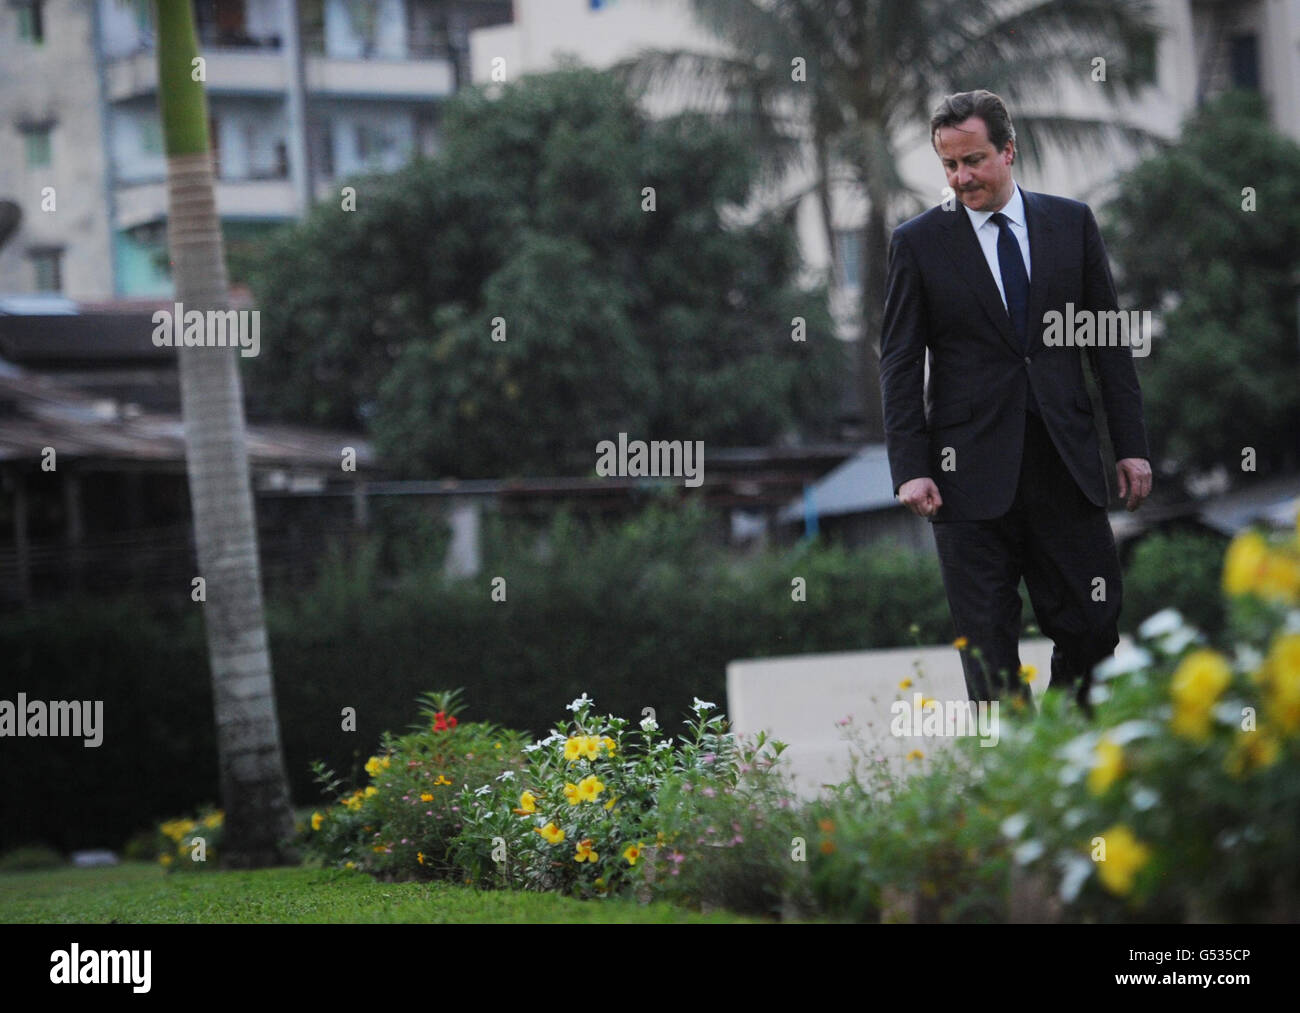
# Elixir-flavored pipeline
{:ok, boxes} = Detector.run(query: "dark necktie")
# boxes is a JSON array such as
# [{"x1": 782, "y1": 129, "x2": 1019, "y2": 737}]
[{"x1": 990, "y1": 211, "x2": 1039, "y2": 416}]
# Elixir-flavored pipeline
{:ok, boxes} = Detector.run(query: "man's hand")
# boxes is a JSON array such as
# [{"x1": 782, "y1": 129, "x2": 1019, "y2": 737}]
[
  {"x1": 1116, "y1": 458, "x2": 1152, "y2": 511},
  {"x1": 898, "y1": 477, "x2": 943, "y2": 518}
]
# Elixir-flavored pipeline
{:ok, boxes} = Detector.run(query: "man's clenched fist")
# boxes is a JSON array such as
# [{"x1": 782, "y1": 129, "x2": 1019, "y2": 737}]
[{"x1": 898, "y1": 477, "x2": 943, "y2": 518}]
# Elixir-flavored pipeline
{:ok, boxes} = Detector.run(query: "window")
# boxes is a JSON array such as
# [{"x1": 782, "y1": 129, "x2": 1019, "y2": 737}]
[
  {"x1": 1230, "y1": 34, "x2": 1260, "y2": 91},
  {"x1": 30, "y1": 248, "x2": 62, "y2": 293},
  {"x1": 140, "y1": 117, "x2": 163, "y2": 156},
  {"x1": 834, "y1": 229, "x2": 863, "y2": 290},
  {"x1": 16, "y1": 1, "x2": 43, "y2": 44},
  {"x1": 22, "y1": 124, "x2": 52, "y2": 168}
]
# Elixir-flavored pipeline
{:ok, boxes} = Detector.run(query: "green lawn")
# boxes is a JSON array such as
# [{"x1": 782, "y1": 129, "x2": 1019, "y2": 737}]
[{"x1": 0, "y1": 863, "x2": 759, "y2": 923}]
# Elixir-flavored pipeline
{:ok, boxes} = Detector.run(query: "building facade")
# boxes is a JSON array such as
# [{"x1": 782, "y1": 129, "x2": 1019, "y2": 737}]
[{"x1": 0, "y1": 0, "x2": 511, "y2": 299}]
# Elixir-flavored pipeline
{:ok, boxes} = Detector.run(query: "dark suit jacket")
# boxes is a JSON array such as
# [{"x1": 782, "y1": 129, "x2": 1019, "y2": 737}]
[{"x1": 879, "y1": 187, "x2": 1149, "y2": 522}]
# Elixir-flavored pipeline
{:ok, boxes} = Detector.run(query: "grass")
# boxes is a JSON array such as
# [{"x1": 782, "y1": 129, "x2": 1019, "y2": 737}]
[{"x1": 0, "y1": 862, "x2": 760, "y2": 923}]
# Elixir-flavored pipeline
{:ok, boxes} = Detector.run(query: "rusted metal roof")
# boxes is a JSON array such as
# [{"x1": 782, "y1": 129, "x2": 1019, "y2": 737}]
[{"x1": 0, "y1": 362, "x2": 375, "y2": 471}]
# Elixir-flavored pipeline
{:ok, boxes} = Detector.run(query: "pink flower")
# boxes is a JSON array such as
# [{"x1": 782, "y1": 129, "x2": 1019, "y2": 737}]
[
  {"x1": 702, "y1": 753, "x2": 716, "y2": 764},
  {"x1": 702, "y1": 787, "x2": 716, "y2": 798},
  {"x1": 732, "y1": 834, "x2": 744, "y2": 845}
]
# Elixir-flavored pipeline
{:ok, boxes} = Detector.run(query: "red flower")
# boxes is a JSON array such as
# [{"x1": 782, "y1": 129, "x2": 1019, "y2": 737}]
[{"x1": 448, "y1": 716, "x2": 458, "y2": 728}]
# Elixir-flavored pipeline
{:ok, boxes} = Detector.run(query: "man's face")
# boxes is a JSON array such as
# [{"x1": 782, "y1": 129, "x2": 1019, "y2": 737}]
[{"x1": 934, "y1": 116, "x2": 1015, "y2": 212}]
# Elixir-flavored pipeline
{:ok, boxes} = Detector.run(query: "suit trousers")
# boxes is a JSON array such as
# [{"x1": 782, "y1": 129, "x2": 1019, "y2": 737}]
[{"x1": 930, "y1": 409, "x2": 1122, "y2": 715}]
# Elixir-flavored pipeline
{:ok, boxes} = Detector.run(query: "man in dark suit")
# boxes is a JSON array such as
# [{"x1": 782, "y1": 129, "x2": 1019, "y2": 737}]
[{"x1": 879, "y1": 89, "x2": 1152, "y2": 716}]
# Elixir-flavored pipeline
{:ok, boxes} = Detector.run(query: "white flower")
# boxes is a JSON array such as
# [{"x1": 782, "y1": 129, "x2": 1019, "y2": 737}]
[
  {"x1": 1106, "y1": 719, "x2": 1160, "y2": 745},
  {"x1": 1087, "y1": 683, "x2": 1111, "y2": 707},
  {"x1": 1284, "y1": 609, "x2": 1300, "y2": 633},
  {"x1": 522, "y1": 743, "x2": 541, "y2": 753},
  {"x1": 1138, "y1": 608, "x2": 1185, "y2": 640},
  {"x1": 1129, "y1": 785, "x2": 1160, "y2": 811},
  {"x1": 567, "y1": 693, "x2": 593, "y2": 712},
  {"x1": 1156, "y1": 626, "x2": 1202, "y2": 656},
  {"x1": 1233, "y1": 644, "x2": 1264, "y2": 672},
  {"x1": 474, "y1": 784, "x2": 493, "y2": 796},
  {"x1": 691, "y1": 697, "x2": 717, "y2": 713},
  {"x1": 640, "y1": 716, "x2": 659, "y2": 732},
  {"x1": 1014, "y1": 839, "x2": 1045, "y2": 865},
  {"x1": 1062, "y1": 807, "x2": 1086, "y2": 829},
  {"x1": 1092, "y1": 644, "x2": 1153, "y2": 681},
  {"x1": 495, "y1": 770, "x2": 516, "y2": 782},
  {"x1": 1057, "y1": 854, "x2": 1093, "y2": 903},
  {"x1": 1000, "y1": 812, "x2": 1029, "y2": 840}
]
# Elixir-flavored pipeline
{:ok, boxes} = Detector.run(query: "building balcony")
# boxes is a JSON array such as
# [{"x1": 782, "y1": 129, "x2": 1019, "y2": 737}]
[
  {"x1": 105, "y1": 49, "x2": 289, "y2": 101},
  {"x1": 115, "y1": 177, "x2": 297, "y2": 230},
  {"x1": 304, "y1": 55, "x2": 455, "y2": 99},
  {"x1": 105, "y1": 50, "x2": 456, "y2": 103}
]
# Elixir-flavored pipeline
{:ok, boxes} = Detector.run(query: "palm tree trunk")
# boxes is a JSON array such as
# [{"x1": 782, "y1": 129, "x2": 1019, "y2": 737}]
[{"x1": 155, "y1": 0, "x2": 295, "y2": 868}]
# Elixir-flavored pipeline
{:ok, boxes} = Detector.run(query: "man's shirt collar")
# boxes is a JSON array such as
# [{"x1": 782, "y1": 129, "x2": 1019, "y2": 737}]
[{"x1": 964, "y1": 182, "x2": 1025, "y2": 231}]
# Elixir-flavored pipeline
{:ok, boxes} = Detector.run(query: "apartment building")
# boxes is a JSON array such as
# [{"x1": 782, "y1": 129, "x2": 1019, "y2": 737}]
[{"x1": 0, "y1": 0, "x2": 511, "y2": 299}]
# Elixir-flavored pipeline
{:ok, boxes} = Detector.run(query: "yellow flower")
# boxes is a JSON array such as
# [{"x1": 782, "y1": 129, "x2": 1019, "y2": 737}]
[
  {"x1": 1223, "y1": 530, "x2": 1269, "y2": 596},
  {"x1": 1095, "y1": 825, "x2": 1151, "y2": 897},
  {"x1": 311, "y1": 811, "x2": 324, "y2": 831},
  {"x1": 363, "y1": 785, "x2": 379, "y2": 797},
  {"x1": 1087, "y1": 737, "x2": 1124, "y2": 796},
  {"x1": 593, "y1": 876, "x2": 608, "y2": 892},
  {"x1": 516, "y1": 790, "x2": 537, "y2": 814},
  {"x1": 920, "y1": 696, "x2": 937, "y2": 710},
  {"x1": 372, "y1": 844, "x2": 387, "y2": 853},
  {"x1": 623, "y1": 842, "x2": 642, "y2": 866},
  {"x1": 564, "y1": 782, "x2": 581, "y2": 806},
  {"x1": 364, "y1": 755, "x2": 391, "y2": 778},
  {"x1": 577, "y1": 774, "x2": 605, "y2": 803},
  {"x1": 1225, "y1": 726, "x2": 1281, "y2": 778},
  {"x1": 1169, "y1": 649, "x2": 1232, "y2": 740},
  {"x1": 656, "y1": 831, "x2": 667, "y2": 845},
  {"x1": 536, "y1": 822, "x2": 565, "y2": 844},
  {"x1": 601, "y1": 736, "x2": 617, "y2": 755},
  {"x1": 343, "y1": 791, "x2": 365, "y2": 811},
  {"x1": 574, "y1": 839, "x2": 598, "y2": 863},
  {"x1": 898, "y1": 678, "x2": 913, "y2": 690},
  {"x1": 433, "y1": 775, "x2": 453, "y2": 786},
  {"x1": 1261, "y1": 633, "x2": 1300, "y2": 734},
  {"x1": 564, "y1": 736, "x2": 586, "y2": 762},
  {"x1": 420, "y1": 792, "x2": 434, "y2": 803},
  {"x1": 417, "y1": 851, "x2": 425, "y2": 865},
  {"x1": 604, "y1": 796, "x2": 618, "y2": 810},
  {"x1": 159, "y1": 854, "x2": 173, "y2": 867},
  {"x1": 203, "y1": 811, "x2": 224, "y2": 829},
  {"x1": 344, "y1": 861, "x2": 356, "y2": 870},
  {"x1": 1019, "y1": 664, "x2": 1038, "y2": 683},
  {"x1": 953, "y1": 637, "x2": 968, "y2": 650},
  {"x1": 581, "y1": 736, "x2": 600, "y2": 760},
  {"x1": 906, "y1": 749, "x2": 924, "y2": 761}
]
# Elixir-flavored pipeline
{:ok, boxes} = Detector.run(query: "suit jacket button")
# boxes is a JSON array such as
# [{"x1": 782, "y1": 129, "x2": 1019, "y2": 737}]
[{"x1": 1023, "y1": 356, "x2": 1031, "y2": 364}]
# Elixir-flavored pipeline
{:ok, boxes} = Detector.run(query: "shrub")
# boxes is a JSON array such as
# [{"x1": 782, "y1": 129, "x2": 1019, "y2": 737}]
[
  {"x1": 297, "y1": 690, "x2": 530, "y2": 878},
  {"x1": 150, "y1": 807, "x2": 225, "y2": 871},
  {"x1": 0, "y1": 844, "x2": 65, "y2": 872}
]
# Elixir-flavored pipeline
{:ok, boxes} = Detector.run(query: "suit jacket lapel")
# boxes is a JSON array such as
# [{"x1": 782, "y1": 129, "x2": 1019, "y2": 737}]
[
  {"x1": 1022, "y1": 188, "x2": 1054, "y2": 356},
  {"x1": 937, "y1": 200, "x2": 1020, "y2": 356}
]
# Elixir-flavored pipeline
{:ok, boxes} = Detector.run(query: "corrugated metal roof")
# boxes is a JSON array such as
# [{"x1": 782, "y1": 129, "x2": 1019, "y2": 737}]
[
  {"x1": 776, "y1": 442, "x2": 896, "y2": 523},
  {"x1": 0, "y1": 363, "x2": 374, "y2": 470}
]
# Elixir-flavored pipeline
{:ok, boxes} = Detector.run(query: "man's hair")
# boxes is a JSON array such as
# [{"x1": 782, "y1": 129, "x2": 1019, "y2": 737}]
[{"x1": 930, "y1": 90, "x2": 1016, "y2": 154}]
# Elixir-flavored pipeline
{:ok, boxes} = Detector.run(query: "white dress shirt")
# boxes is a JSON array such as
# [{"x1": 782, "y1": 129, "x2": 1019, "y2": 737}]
[{"x1": 963, "y1": 181, "x2": 1031, "y2": 312}]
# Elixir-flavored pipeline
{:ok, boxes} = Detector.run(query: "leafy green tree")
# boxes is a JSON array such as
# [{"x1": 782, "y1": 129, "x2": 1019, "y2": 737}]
[
  {"x1": 245, "y1": 67, "x2": 841, "y2": 478},
  {"x1": 1103, "y1": 90, "x2": 1300, "y2": 477}
]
